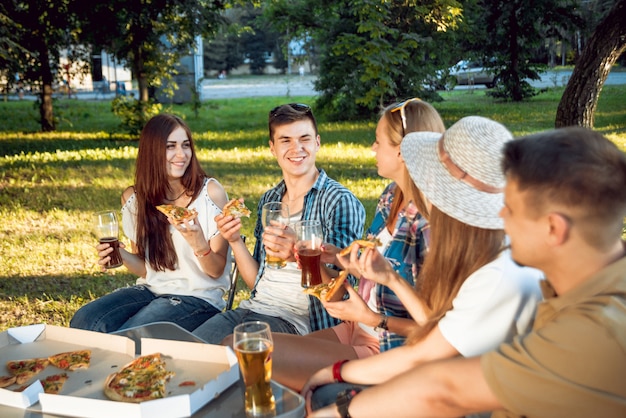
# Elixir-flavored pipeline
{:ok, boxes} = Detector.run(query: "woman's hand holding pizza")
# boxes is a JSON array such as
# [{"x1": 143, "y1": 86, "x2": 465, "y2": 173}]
[
  {"x1": 169, "y1": 213, "x2": 212, "y2": 255},
  {"x1": 320, "y1": 284, "x2": 377, "y2": 324},
  {"x1": 338, "y1": 244, "x2": 397, "y2": 288},
  {"x1": 168, "y1": 212, "x2": 200, "y2": 234}
]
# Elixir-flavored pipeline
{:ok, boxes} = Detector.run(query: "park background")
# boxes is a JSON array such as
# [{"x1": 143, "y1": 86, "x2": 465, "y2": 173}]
[
  {"x1": 1, "y1": 0, "x2": 625, "y2": 332},
  {"x1": 1, "y1": 83, "x2": 625, "y2": 332}
]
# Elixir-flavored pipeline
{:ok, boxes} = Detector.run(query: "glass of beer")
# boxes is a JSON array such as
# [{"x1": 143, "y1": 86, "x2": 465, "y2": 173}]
[
  {"x1": 233, "y1": 321, "x2": 276, "y2": 418},
  {"x1": 93, "y1": 210, "x2": 123, "y2": 269},
  {"x1": 261, "y1": 201, "x2": 289, "y2": 269},
  {"x1": 295, "y1": 220, "x2": 323, "y2": 288}
]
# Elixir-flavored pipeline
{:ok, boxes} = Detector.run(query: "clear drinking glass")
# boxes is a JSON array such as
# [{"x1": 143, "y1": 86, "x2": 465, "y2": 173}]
[
  {"x1": 233, "y1": 321, "x2": 276, "y2": 418},
  {"x1": 261, "y1": 202, "x2": 289, "y2": 269},
  {"x1": 93, "y1": 210, "x2": 123, "y2": 269},
  {"x1": 294, "y1": 220, "x2": 323, "y2": 288}
]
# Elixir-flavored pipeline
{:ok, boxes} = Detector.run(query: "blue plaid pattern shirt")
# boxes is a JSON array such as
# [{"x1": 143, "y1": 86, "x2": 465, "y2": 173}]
[
  {"x1": 251, "y1": 169, "x2": 366, "y2": 332},
  {"x1": 368, "y1": 182, "x2": 429, "y2": 351}
]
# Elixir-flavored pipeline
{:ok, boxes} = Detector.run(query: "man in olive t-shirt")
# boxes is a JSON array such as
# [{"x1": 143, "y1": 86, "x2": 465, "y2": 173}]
[{"x1": 324, "y1": 127, "x2": 626, "y2": 418}]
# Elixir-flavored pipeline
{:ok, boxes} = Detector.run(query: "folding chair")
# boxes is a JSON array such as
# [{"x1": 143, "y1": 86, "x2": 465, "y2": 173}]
[{"x1": 225, "y1": 236, "x2": 245, "y2": 310}]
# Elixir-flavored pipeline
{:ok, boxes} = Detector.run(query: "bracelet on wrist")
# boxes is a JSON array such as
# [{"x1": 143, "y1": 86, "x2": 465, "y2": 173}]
[
  {"x1": 195, "y1": 247, "x2": 212, "y2": 258},
  {"x1": 332, "y1": 359, "x2": 349, "y2": 383},
  {"x1": 374, "y1": 313, "x2": 388, "y2": 332}
]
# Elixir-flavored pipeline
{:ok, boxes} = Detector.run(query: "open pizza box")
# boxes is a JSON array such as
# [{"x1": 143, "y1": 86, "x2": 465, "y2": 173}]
[{"x1": 0, "y1": 324, "x2": 239, "y2": 418}]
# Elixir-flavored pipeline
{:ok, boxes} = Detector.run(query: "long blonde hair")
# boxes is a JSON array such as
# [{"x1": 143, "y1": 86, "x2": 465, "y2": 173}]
[
  {"x1": 379, "y1": 100, "x2": 445, "y2": 228},
  {"x1": 407, "y1": 206, "x2": 505, "y2": 343}
]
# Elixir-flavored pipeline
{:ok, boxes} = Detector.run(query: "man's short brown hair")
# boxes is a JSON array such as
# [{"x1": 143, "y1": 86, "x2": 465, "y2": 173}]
[
  {"x1": 268, "y1": 103, "x2": 318, "y2": 141},
  {"x1": 502, "y1": 127, "x2": 626, "y2": 248}
]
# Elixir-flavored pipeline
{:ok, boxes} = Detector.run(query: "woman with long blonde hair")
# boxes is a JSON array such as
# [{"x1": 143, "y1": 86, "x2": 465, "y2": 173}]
[{"x1": 304, "y1": 116, "x2": 545, "y2": 417}]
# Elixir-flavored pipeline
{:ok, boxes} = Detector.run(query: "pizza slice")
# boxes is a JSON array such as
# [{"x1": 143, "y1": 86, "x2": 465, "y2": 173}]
[
  {"x1": 303, "y1": 270, "x2": 349, "y2": 301},
  {"x1": 48, "y1": 349, "x2": 91, "y2": 371},
  {"x1": 0, "y1": 375, "x2": 16, "y2": 388},
  {"x1": 6, "y1": 357, "x2": 50, "y2": 385},
  {"x1": 104, "y1": 353, "x2": 175, "y2": 403},
  {"x1": 338, "y1": 238, "x2": 383, "y2": 257},
  {"x1": 40, "y1": 373, "x2": 69, "y2": 394},
  {"x1": 156, "y1": 204, "x2": 198, "y2": 224},
  {"x1": 223, "y1": 199, "x2": 251, "y2": 218}
]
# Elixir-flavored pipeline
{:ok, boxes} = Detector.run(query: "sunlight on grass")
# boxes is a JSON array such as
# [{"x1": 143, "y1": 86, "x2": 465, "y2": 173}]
[
  {"x1": 3, "y1": 146, "x2": 137, "y2": 164},
  {"x1": 0, "y1": 295, "x2": 87, "y2": 329},
  {"x1": 1, "y1": 87, "x2": 625, "y2": 331},
  {"x1": 0, "y1": 209, "x2": 110, "y2": 277},
  {"x1": 606, "y1": 133, "x2": 626, "y2": 151},
  {"x1": 0, "y1": 131, "x2": 132, "y2": 141}
]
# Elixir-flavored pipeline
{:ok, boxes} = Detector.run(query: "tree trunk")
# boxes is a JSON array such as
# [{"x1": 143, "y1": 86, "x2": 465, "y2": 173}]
[
  {"x1": 132, "y1": 48, "x2": 150, "y2": 102},
  {"x1": 508, "y1": 7, "x2": 523, "y2": 102},
  {"x1": 555, "y1": 0, "x2": 626, "y2": 128},
  {"x1": 37, "y1": 45, "x2": 56, "y2": 132}
]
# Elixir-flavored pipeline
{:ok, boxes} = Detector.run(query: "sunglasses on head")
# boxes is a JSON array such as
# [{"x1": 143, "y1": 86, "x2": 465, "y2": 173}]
[
  {"x1": 270, "y1": 103, "x2": 311, "y2": 118},
  {"x1": 390, "y1": 98, "x2": 421, "y2": 132}
]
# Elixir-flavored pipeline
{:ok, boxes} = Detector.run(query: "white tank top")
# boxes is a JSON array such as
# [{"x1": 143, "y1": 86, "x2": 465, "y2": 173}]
[{"x1": 121, "y1": 178, "x2": 231, "y2": 310}]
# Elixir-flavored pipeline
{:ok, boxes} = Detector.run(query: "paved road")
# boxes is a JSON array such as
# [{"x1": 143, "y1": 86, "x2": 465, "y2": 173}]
[
  {"x1": 8, "y1": 70, "x2": 624, "y2": 101},
  {"x1": 201, "y1": 70, "x2": 626, "y2": 99},
  {"x1": 201, "y1": 75, "x2": 318, "y2": 100},
  {"x1": 531, "y1": 69, "x2": 626, "y2": 88}
]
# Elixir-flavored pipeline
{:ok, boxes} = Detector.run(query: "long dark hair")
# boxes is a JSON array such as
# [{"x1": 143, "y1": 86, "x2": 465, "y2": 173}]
[{"x1": 134, "y1": 114, "x2": 208, "y2": 271}]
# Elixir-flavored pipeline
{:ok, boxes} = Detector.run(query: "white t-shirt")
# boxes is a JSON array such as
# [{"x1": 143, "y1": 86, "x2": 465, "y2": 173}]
[
  {"x1": 239, "y1": 261, "x2": 311, "y2": 334},
  {"x1": 239, "y1": 210, "x2": 310, "y2": 334},
  {"x1": 121, "y1": 178, "x2": 231, "y2": 310},
  {"x1": 438, "y1": 249, "x2": 544, "y2": 357}
]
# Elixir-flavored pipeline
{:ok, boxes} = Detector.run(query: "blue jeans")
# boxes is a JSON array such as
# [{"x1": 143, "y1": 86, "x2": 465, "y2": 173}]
[
  {"x1": 311, "y1": 383, "x2": 369, "y2": 411},
  {"x1": 69, "y1": 285, "x2": 221, "y2": 333},
  {"x1": 191, "y1": 308, "x2": 299, "y2": 344}
]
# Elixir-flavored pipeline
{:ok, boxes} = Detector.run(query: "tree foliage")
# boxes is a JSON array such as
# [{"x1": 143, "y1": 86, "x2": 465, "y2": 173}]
[
  {"x1": 265, "y1": 0, "x2": 463, "y2": 120},
  {"x1": 563, "y1": 0, "x2": 620, "y2": 62},
  {"x1": 72, "y1": 0, "x2": 227, "y2": 104},
  {"x1": 464, "y1": 0, "x2": 583, "y2": 101},
  {"x1": 204, "y1": 24, "x2": 246, "y2": 75},
  {"x1": 1, "y1": 0, "x2": 86, "y2": 131},
  {"x1": 204, "y1": 6, "x2": 287, "y2": 76},
  {"x1": 0, "y1": 10, "x2": 29, "y2": 93}
]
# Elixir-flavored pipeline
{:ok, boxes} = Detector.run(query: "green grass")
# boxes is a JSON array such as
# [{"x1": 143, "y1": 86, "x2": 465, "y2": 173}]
[{"x1": 1, "y1": 85, "x2": 625, "y2": 332}]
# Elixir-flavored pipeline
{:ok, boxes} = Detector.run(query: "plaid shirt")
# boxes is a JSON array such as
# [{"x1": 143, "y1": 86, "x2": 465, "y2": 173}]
[
  {"x1": 251, "y1": 169, "x2": 366, "y2": 332},
  {"x1": 368, "y1": 182, "x2": 429, "y2": 351}
]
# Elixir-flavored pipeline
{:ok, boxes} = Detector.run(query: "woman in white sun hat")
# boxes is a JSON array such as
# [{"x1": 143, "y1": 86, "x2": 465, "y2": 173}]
[{"x1": 303, "y1": 116, "x2": 545, "y2": 417}]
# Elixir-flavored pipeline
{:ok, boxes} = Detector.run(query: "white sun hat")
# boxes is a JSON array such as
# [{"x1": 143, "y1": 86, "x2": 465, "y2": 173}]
[{"x1": 400, "y1": 116, "x2": 514, "y2": 230}]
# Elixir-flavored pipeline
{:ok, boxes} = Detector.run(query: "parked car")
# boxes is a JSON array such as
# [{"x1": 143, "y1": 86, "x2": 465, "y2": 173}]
[{"x1": 449, "y1": 60, "x2": 497, "y2": 88}]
